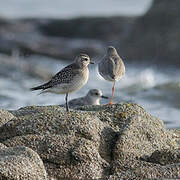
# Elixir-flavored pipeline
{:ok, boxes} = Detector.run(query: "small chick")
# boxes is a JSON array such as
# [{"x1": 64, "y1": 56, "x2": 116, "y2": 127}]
[{"x1": 68, "y1": 89, "x2": 108, "y2": 108}]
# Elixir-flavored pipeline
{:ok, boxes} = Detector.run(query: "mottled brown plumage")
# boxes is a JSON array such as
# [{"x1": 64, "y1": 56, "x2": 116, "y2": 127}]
[
  {"x1": 31, "y1": 54, "x2": 92, "y2": 111},
  {"x1": 31, "y1": 63, "x2": 85, "y2": 91}
]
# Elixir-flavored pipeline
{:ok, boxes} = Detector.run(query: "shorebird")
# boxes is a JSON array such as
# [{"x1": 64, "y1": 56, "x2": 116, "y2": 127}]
[
  {"x1": 67, "y1": 89, "x2": 108, "y2": 108},
  {"x1": 31, "y1": 54, "x2": 93, "y2": 112},
  {"x1": 98, "y1": 46, "x2": 125, "y2": 104}
]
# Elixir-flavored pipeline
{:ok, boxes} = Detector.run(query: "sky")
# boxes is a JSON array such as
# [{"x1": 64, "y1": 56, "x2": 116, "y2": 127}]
[{"x1": 0, "y1": 0, "x2": 152, "y2": 19}]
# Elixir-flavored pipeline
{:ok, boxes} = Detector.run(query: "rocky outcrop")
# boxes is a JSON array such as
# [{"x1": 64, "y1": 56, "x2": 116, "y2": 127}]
[
  {"x1": 119, "y1": 0, "x2": 180, "y2": 66},
  {"x1": 0, "y1": 103, "x2": 179, "y2": 179},
  {"x1": 0, "y1": 18, "x2": 105, "y2": 59},
  {"x1": 0, "y1": 146, "x2": 47, "y2": 180},
  {"x1": 39, "y1": 16, "x2": 135, "y2": 42}
]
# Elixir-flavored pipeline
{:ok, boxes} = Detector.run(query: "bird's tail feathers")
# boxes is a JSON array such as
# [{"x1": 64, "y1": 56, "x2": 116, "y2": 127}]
[{"x1": 30, "y1": 85, "x2": 44, "y2": 91}]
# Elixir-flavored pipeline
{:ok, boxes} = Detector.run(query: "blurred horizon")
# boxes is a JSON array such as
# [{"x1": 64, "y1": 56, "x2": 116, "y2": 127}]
[{"x1": 0, "y1": 0, "x2": 152, "y2": 19}]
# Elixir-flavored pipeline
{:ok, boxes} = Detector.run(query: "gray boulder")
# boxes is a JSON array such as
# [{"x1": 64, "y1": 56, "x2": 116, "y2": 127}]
[
  {"x1": 0, "y1": 146, "x2": 47, "y2": 180},
  {"x1": 0, "y1": 103, "x2": 179, "y2": 179}
]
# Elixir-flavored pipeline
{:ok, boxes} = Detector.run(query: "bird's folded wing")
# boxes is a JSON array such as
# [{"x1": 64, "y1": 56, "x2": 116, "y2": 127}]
[
  {"x1": 43, "y1": 64, "x2": 80, "y2": 89},
  {"x1": 107, "y1": 57, "x2": 116, "y2": 79}
]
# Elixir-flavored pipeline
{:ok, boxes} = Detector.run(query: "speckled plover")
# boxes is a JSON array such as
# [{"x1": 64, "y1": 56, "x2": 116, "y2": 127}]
[{"x1": 31, "y1": 54, "x2": 93, "y2": 112}]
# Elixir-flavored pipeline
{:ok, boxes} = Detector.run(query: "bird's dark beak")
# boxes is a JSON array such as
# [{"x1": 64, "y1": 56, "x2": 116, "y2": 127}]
[
  {"x1": 101, "y1": 95, "x2": 108, "y2": 99},
  {"x1": 90, "y1": 62, "x2": 94, "y2": 64}
]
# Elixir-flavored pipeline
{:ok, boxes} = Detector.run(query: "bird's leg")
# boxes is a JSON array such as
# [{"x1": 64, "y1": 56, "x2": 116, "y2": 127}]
[
  {"x1": 109, "y1": 80, "x2": 116, "y2": 105},
  {"x1": 65, "y1": 93, "x2": 69, "y2": 112}
]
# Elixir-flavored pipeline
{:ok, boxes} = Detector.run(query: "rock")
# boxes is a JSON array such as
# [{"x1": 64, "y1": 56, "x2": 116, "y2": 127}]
[
  {"x1": 0, "y1": 143, "x2": 7, "y2": 150},
  {"x1": 3, "y1": 134, "x2": 108, "y2": 179},
  {"x1": 0, "y1": 146, "x2": 47, "y2": 180},
  {"x1": 173, "y1": 129, "x2": 180, "y2": 146},
  {"x1": 109, "y1": 160, "x2": 180, "y2": 179},
  {"x1": 0, "y1": 18, "x2": 8, "y2": 26},
  {"x1": 0, "y1": 103, "x2": 179, "y2": 179},
  {"x1": 1, "y1": 105, "x2": 108, "y2": 179},
  {"x1": 0, "y1": 16, "x2": 132, "y2": 60},
  {"x1": 0, "y1": 110, "x2": 15, "y2": 127},
  {"x1": 147, "y1": 149, "x2": 180, "y2": 165},
  {"x1": 119, "y1": 0, "x2": 180, "y2": 67},
  {"x1": 113, "y1": 114, "x2": 175, "y2": 159},
  {"x1": 38, "y1": 17, "x2": 135, "y2": 41},
  {"x1": 0, "y1": 18, "x2": 105, "y2": 59},
  {"x1": 0, "y1": 105, "x2": 105, "y2": 142}
]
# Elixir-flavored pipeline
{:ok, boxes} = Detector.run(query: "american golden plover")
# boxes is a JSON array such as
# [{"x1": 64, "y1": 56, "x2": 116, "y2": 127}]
[{"x1": 31, "y1": 54, "x2": 93, "y2": 112}]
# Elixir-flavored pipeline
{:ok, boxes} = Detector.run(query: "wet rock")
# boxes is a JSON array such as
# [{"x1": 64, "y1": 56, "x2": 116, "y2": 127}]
[
  {"x1": 119, "y1": 0, "x2": 180, "y2": 66},
  {"x1": 0, "y1": 103, "x2": 179, "y2": 179},
  {"x1": 0, "y1": 146, "x2": 47, "y2": 180},
  {"x1": 0, "y1": 18, "x2": 105, "y2": 60},
  {"x1": 39, "y1": 17, "x2": 135, "y2": 42}
]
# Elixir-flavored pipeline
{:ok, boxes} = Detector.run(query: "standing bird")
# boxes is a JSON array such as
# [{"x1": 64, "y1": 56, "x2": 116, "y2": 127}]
[
  {"x1": 31, "y1": 54, "x2": 93, "y2": 112},
  {"x1": 98, "y1": 46, "x2": 125, "y2": 104},
  {"x1": 67, "y1": 89, "x2": 108, "y2": 108}
]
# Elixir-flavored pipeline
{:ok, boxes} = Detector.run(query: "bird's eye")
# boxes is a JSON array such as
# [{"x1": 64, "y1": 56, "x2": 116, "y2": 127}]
[
  {"x1": 84, "y1": 58, "x2": 88, "y2": 61},
  {"x1": 95, "y1": 93, "x2": 99, "y2": 95}
]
